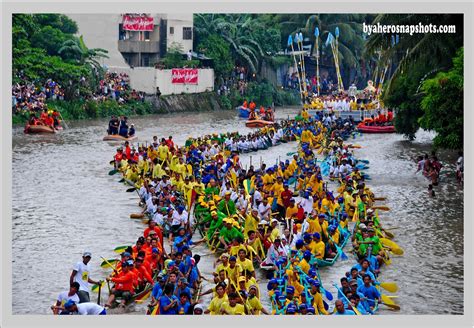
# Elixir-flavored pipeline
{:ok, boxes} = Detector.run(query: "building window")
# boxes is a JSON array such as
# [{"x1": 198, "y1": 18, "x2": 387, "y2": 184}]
[
  {"x1": 183, "y1": 27, "x2": 192, "y2": 40},
  {"x1": 144, "y1": 31, "x2": 150, "y2": 41},
  {"x1": 142, "y1": 55, "x2": 150, "y2": 67},
  {"x1": 169, "y1": 26, "x2": 174, "y2": 35}
]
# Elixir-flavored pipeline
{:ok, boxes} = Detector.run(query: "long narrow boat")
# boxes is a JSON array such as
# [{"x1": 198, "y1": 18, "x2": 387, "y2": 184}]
[
  {"x1": 245, "y1": 120, "x2": 274, "y2": 128},
  {"x1": 24, "y1": 124, "x2": 56, "y2": 134},
  {"x1": 103, "y1": 134, "x2": 137, "y2": 142},
  {"x1": 313, "y1": 231, "x2": 351, "y2": 267}
]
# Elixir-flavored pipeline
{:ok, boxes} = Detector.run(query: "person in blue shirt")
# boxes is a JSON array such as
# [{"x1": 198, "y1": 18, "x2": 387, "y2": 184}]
[
  {"x1": 357, "y1": 274, "x2": 382, "y2": 309},
  {"x1": 159, "y1": 283, "x2": 179, "y2": 315},
  {"x1": 150, "y1": 275, "x2": 166, "y2": 309},
  {"x1": 175, "y1": 278, "x2": 192, "y2": 300},
  {"x1": 349, "y1": 294, "x2": 370, "y2": 315},
  {"x1": 177, "y1": 293, "x2": 192, "y2": 315},
  {"x1": 334, "y1": 299, "x2": 355, "y2": 315},
  {"x1": 348, "y1": 279, "x2": 371, "y2": 313}
]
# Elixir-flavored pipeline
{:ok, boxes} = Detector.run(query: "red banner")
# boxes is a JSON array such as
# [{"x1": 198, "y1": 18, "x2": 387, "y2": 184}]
[
  {"x1": 171, "y1": 69, "x2": 198, "y2": 84},
  {"x1": 122, "y1": 15, "x2": 154, "y2": 31}
]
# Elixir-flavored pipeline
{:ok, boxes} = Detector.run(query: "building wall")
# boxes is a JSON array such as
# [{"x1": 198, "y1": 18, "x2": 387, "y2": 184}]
[
  {"x1": 155, "y1": 69, "x2": 214, "y2": 95},
  {"x1": 166, "y1": 14, "x2": 194, "y2": 54},
  {"x1": 67, "y1": 14, "x2": 127, "y2": 67},
  {"x1": 109, "y1": 67, "x2": 214, "y2": 95}
]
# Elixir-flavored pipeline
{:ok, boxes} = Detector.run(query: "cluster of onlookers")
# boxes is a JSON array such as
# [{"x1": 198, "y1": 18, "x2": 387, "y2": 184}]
[{"x1": 12, "y1": 79, "x2": 64, "y2": 114}]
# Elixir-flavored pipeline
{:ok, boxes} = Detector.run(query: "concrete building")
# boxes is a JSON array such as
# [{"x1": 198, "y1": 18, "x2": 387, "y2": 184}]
[{"x1": 67, "y1": 13, "x2": 194, "y2": 68}]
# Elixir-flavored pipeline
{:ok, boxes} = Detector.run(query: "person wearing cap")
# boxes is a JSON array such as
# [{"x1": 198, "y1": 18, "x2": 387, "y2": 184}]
[
  {"x1": 51, "y1": 282, "x2": 81, "y2": 315},
  {"x1": 219, "y1": 219, "x2": 244, "y2": 250},
  {"x1": 308, "y1": 280, "x2": 328, "y2": 315},
  {"x1": 64, "y1": 300, "x2": 106, "y2": 315},
  {"x1": 104, "y1": 260, "x2": 135, "y2": 308},
  {"x1": 358, "y1": 227, "x2": 384, "y2": 265},
  {"x1": 206, "y1": 210, "x2": 224, "y2": 242},
  {"x1": 149, "y1": 274, "x2": 167, "y2": 312},
  {"x1": 69, "y1": 252, "x2": 101, "y2": 303},
  {"x1": 213, "y1": 253, "x2": 230, "y2": 279},
  {"x1": 285, "y1": 198, "x2": 299, "y2": 221},
  {"x1": 218, "y1": 191, "x2": 237, "y2": 216},
  {"x1": 309, "y1": 232, "x2": 325, "y2": 259},
  {"x1": 205, "y1": 282, "x2": 229, "y2": 315},
  {"x1": 226, "y1": 256, "x2": 243, "y2": 286},
  {"x1": 247, "y1": 285, "x2": 269, "y2": 315},
  {"x1": 193, "y1": 303, "x2": 204, "y2": 315},
  {"x1": 266, "y1": 218, "x2": 280, "y2": 243},
  {"x1": 220, "y1": 292, "x2": 246, "y2": 315}
]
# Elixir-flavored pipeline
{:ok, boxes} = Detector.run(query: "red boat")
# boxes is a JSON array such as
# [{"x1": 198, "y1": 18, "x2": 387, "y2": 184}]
[
  {"x1": 357, "y1": 118, "x2": 395, "y2": 134},
  {"x1": 245, "y1": 120, "x2": 274, "y2": 128},
  {"x1": 357, "y1": 124, "x2": 396, "y2": 133},
  {"x1": 24, "y1": 124, "x2": 56, "y2": 134}
]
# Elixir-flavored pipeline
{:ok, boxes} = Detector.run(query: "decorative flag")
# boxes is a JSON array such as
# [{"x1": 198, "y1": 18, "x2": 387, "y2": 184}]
[
  {"x1": 325, "y1": 32, "x2": 334, "y2": 47},
  {"x1": 314, "y1": 27, "x2": 319, "y2": 37},
  {"x1": 335, "y1": 26, "x2": 340, "y2": 38},
  {"x1": 287, "y1": 35, "x2": 293, "y2": 47}
]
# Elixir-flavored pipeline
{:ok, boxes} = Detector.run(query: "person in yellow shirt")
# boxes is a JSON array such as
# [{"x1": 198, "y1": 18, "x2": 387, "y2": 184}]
[
  {"x1": 214, "y1": 253, "x2": 230, "y2": 278},
  {"x1": 236, "y1": 249, "x2": 255, "y2": 277},
  {"x1": 310, "y1": 233, "x2": 325, "y2": 259},
  {"x1": 285, "y1": 199, "x2": 299, "y2": 219},
  {"x1": 244, "y1": 209, "x2": 260, "y2": 237},
  {"x1": 247, "y1": 285, "x2": 269, "y2": 315},
  {"x1": 157, "y1": 140, "x2": 170, "y2": 163},
  {"x1": 204, "y1": 283, "x2": 229, "y2": 315},
  {"x1": 309, "y1": 280, "x2": 329, "y2": 315},
  {"x1": 225, "y1": 256, "x2": 243, "y2": 285},
  {"x1": 193, "y1": 176, "x2": 205, "y2": 196},
  {"x1": 298, "y1": 251, "x2": 312, "y2": 274},
  {"x1": 267, "y1": 219, "x2": 280, "y2": 243},
  {"x1": 174, "y1": 157, "x2": 187, "y2": 179},
  {"x1": 220, "y1": 292, "x2": 246, "y2": 315}
]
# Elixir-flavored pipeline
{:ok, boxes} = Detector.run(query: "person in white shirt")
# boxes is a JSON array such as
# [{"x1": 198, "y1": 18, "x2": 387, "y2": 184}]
[
  {"x1": 236, "y1": 189, "x2": 249, "y2": 212},
  {"x1": 69, "y1": 252, "x2": 101, "y2": 303},
  {"x1": 64, "y1": 301, "x2": 106, "y2": 315},
  {"x1": 252, "y1": 185, "x2": 263, "y2": 207},
  {"x1": 258, "y1": 198, "x2": 271, "y2": 220},
  {"x1": 298, "y1": 192, "x2": 314, "y2": 214},
  {"x1": 263, "y1": 238, "x2": 288, "y2": 266},
  {"x1": 51, "y1": 282, "x2": 81, "y2": 314}
]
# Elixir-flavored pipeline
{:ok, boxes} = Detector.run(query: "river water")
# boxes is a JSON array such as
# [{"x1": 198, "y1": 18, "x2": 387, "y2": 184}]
[{"x1": 12, "y1": 107, "x2": 463, "y2": 315}]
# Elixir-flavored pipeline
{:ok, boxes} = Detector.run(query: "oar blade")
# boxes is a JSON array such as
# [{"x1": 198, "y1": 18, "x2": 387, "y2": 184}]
[
  {"x1": 380, "y1": 282, "x2": 398, "y2": 293},
  {"x1": 108, "y1": 169, "x2": 118, "y2": 176},
  {"x1": 100, "y1": 259, "x2": 119, "y2": 268},
  {"x1": 114, "y1": 245, "x2": 130, "y2": 253}
]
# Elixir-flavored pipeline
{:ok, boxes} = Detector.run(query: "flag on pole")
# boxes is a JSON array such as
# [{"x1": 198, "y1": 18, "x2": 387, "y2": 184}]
[
  {"x1": 325, "y1": 32, "x2": 334, "y2": 47},
  {"x1": 314, "y1": 27, "x2": 319, "y2": 37},
  {"x1": 335, "y1": 26, "x2": 340, "y2": 38},
  {"x1": 287, "y1": 35, "x2": 293, "y2": 47}
]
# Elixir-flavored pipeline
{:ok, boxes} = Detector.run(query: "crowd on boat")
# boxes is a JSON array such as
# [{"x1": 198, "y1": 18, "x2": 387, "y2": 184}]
[
  {"x1": 107, "y1": 116, "x2": 136, "y2": 138},
  {"x1": 25, "y1": 108, "x2": 63, "y2": 131},
  {"x1": 53, "y1": 108, "x2": 400, "y2": 315}
]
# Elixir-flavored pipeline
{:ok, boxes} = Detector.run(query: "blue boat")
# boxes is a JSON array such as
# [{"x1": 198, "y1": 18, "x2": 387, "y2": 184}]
[{"x1": 237, "y1": 106, "x2": 250, "y2": 118}]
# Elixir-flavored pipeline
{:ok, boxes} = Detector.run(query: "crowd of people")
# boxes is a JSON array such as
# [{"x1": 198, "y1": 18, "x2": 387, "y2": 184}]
[
  {"x1": 12, "y1": 79, "x2": 64, "y2": 114},
  {"x1": 53, "y1": 107, "x2": 401, "y2": 315},
  {"x1": 95, "y1": 72, "x2": 145, "y2": 104},
  {"x1": 241, "y1": 100, "x2": 275, "y2": 122}
]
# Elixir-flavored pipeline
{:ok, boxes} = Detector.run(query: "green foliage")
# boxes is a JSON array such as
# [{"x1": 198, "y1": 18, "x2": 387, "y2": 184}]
[
  {"x1": 384, "y1": 73, "x2": 424, "y2": 140},
  {"x1": 266, "y1": 56, "x2": 292, "y2": 69},
  {"x1": 218, "y1": 95, "x2": 233, "y2": 110},
  {"x1": 419, "y1": 48, "x2": 463, "y2": 149},
  {"x1": 198, "y1": 34, "x2": 234, "y2": 78},
  {"x1": 13, "y1": 14, "x2": 107, "y2": 100},
  {"x1": 30, "y1": 25, "x2": 70, "y2": 56},
  {"x1": 224, "y1": 81, "x2": 299, "y2": 108}
]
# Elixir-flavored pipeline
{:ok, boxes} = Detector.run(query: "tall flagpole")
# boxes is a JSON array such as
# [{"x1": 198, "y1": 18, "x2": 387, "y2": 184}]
[
  {"x1": 334, "y1": 27, "x2": 344, "y2": 92},
  {"x1": 288, "y1": 35, "x2": 304, "y2": 103},
  {"x1": 295, "y1": 33, "x2": 307, "y2": 100},
  {"x1": 314, "y1": 27, "x2": 320, "y2": 96}
]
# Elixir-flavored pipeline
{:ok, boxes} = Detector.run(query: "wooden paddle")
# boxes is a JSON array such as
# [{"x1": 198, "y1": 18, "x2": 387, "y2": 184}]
[
  {"x1": 130, "y1": 213, "x2": 144, "y2": 219},
  {"x1": 126, "y1": 187, "x2": 137, "y2": 192},
  {"x1": 114, "y1": 245, "x2": 130, "y2": 253},
  {"x1": 91, "y1": 280, "x2": 106, "y2": 293},
  {"x1": 333, "y1": 284, "x2": 361, "y2": 315},
  {"x1": 371, "y1": 205, "x2": 390, "y2": 211},
  {"x1": 380, "y1": 238, "x2": 404, "y2": 255},
  {"x1": 100, "y1": 258, "x2": 119, "y2": 269},
  {"x1": 97, "y1": 281, "x2": 102, "y2": 305},
  {"x1": 328, "y1": 235, "x2": 348, "y2": 261},
  {"x1": 373, "y1": 197, "x2": 387, "y2": 201}
]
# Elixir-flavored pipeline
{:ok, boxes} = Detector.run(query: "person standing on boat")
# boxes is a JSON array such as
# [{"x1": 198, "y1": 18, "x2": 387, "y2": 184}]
[
  {"x1": 70, "y1": 252, "x2": 101, "y2": 303},
  {"x1": 119, "y1": 116, "x2": 129, "y2": 137}
]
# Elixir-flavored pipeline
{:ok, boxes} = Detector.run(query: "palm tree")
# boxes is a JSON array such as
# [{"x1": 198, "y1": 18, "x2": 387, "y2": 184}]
[
  {"x1": 59, "y1": 35, "x2": 108, "y2": 72},
  {"x1": 365, "y1": 14, "x2": 463, "y2": 93},
  {"x1": 194, "y1": 14, "x2": 266, "y2": 73}
]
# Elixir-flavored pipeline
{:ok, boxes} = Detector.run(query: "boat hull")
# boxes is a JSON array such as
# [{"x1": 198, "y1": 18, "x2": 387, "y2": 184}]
[
  {"x1": 245, "y1": 120, "x2": 274, "y2": 128},
  {"x1": 24, "y1": 125, "x2": 56, "y2": 134},
  {"x1": 103, "y1": 134, "x2": 137, "y2": 142}
]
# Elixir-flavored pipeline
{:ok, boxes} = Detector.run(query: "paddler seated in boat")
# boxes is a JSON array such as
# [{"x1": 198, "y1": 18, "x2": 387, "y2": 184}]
[
  {"x1": 386, "y1": 108, "x2": 394, "y2": 123},
  {"x1": 242, "y1": 100, "x2": 248, "y2": 109},
  {"x1": 357, "y1": 274, "x2": 381, "y2": 310},
  {"x1": 128, "y1": 124, "x2": 135, "y2": 137},
  {"x1": 104, "y1": 261, "x2": 135, "y2": 308},
  {"x1": 52, "y1": 110, "x2": 61, "y2": 128},
  {"x1": 40, "y1": 108, "x2": 49, "y2": 122},
  {"x1": 249, "y1": 100, "x2": 256, "y2": 111},
  {"x1": 265, "y1": 107, "x2": 274, "y2": 122},
  {"x1": 249, "y1": 108, "x2": 258, "y2": 120},
  {"x1": 28, "y1": 113, "x2": 41, "y2": 126},
  {"x1": 333, "y1": 299, "x2": 355, "y2": 315},
  {"x1": 43, "y1": 113, "x2": 55, "y2": 129}
]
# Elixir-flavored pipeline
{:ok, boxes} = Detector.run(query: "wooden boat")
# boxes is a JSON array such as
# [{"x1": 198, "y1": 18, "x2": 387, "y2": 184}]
[
  {"x1": 237, "y1": 106, "x2": 250, "y2": 118},
  {"x1": 24, "y1": 124, "x2": 56, "y2": 134},
  {"x1": 103, "y1": 134, "x2": 137, "y2": 142},
  {"x1": 245, "y1": 120, "x2": 274, "y2": 128}
]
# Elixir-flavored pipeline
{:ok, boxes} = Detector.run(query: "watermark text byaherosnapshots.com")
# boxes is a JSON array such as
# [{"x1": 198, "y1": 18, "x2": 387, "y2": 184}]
[{"x1": 363, "y1": 22, "x2": 456, "y2": 36}]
